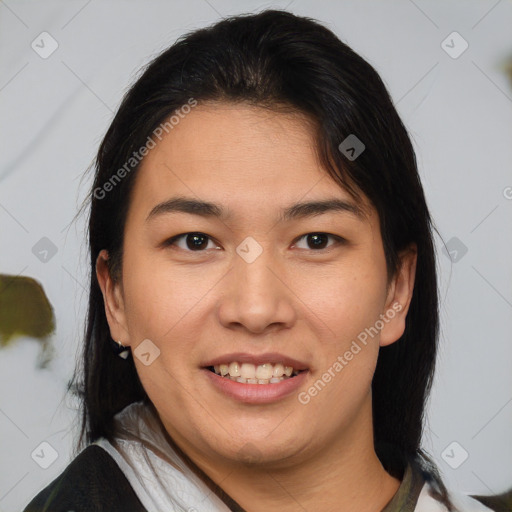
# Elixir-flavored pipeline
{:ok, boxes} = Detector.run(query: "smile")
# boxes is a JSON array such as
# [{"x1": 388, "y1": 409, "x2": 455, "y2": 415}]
[{"x1": 208, "y1": 362, "x2": 304, "y2": 384}]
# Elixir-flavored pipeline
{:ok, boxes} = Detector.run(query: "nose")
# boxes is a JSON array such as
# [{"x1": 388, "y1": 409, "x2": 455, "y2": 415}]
[{"x1": 217, "y1": 244, "x2": 297, "y2": 334}]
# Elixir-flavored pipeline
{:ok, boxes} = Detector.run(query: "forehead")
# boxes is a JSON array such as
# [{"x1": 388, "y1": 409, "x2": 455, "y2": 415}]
[
  {"x1": 143, "y1": 102, "x2": 321, "y2": 178},
  {"x1": 131, "y1": 102, "x2": 372, "y2": 221}
]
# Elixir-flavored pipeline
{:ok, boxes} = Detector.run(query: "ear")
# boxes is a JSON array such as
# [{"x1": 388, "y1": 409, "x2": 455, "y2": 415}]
[
  {"x1": 379, "y1": 244, "x2": 417, "y2": 347},
  {"x1": 96, "y1": 249, "x2": 131, "y2": 345}
]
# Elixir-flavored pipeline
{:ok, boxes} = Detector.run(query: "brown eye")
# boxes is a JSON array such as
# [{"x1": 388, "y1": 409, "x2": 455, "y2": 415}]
[
  {"x1": 165, "y1": 232, "x2": 219, "y2": 251},
  {"x1": 293, "y1": 233, "x2": 344, "y2": 251}
]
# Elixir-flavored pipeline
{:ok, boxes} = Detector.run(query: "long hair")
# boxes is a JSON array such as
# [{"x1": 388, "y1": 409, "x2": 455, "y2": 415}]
[{"x1": 69, "y1": 9, "x2": 452, "y2": 509}]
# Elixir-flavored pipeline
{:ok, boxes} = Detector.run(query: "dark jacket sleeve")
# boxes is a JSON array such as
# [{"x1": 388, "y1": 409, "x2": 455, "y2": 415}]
[
  {"x1": 23, "y1": 445, "x2": 147, "y2": 512},
  {"x1": 471, "y1": 488, "x2": 512, "y2": 512}
]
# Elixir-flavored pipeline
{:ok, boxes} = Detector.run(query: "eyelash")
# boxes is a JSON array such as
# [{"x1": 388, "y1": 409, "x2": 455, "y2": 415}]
[{"x1": 163, "y1": 232, "x2": 346, "y2": 253}]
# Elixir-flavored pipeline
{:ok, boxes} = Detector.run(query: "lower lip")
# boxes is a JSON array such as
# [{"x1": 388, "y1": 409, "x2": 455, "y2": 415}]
[{"x1": 202, "y1": 369, "x2": 309, "y2": 404}]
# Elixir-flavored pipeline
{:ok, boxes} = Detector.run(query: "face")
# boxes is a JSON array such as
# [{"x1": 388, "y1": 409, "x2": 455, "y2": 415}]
[{"x1": 97, "y1": 102, "x2": 416, "y2": 472}]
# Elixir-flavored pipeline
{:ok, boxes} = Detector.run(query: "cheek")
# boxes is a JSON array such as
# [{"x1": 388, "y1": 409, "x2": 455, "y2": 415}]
[
  {"x1": 119, "y1": 245, "x2": 225, "y2": 396},
  {"x1": 297, "y1": 262, "x2": 386, "y2": 421},
  {"x1": 296, "y1": 256, "x2": 388, "y2": 344},
  {"x1": 120, "y1": 245, "x2": 214, "y2": 341}
]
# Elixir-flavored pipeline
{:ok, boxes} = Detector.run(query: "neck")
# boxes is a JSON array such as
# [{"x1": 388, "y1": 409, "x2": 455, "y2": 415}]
[
  {"x1": 222, "y1": 449, "x2": 400, "y2": 512},
  {"x1": 161, "y1": 398, "x2": 402, "y2": 512}
]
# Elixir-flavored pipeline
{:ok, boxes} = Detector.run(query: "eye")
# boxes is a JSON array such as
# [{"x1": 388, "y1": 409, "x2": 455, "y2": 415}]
[
  {"x1": 164, "y1": 232, "x2": 221, "y2": 252},
  {"x1": 292, "y1": 233, "x2": 344, "y2": 251},
  {"x1": 163, "y1": 232, "x2": 344, "y2": 253}
]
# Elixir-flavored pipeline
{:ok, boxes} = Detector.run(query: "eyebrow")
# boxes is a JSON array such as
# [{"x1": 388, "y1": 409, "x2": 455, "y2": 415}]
[{"x1": 145, "y1": 196, "x2": 365, "y2": 223}]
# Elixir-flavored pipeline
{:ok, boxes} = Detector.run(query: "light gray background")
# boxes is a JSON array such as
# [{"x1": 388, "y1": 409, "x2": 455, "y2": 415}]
[{"x1": 1, "y1": 1, "x2": 511, "y2": 511}]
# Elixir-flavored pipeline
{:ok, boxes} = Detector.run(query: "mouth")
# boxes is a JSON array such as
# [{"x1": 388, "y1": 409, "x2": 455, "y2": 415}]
[
  {"x1": 201, "y1": 353, "x2": 310, "y2": 402},
  {"x1": 206, "y1": 362, "x2": 307, "y2": 385},
  {"x1": 203, "y1": 361, "x2": 309, "y2": 404}
]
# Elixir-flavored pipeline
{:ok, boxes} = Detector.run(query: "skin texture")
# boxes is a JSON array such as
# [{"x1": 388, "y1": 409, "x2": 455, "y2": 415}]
[{"x1": 97, "y1": 102, "x2": 417, "y2": 512}]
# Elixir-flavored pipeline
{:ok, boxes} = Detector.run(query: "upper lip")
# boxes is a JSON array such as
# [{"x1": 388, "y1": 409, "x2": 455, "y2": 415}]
[{"x1": 201, "y1": 352, "x2": 309, "y2": 371}]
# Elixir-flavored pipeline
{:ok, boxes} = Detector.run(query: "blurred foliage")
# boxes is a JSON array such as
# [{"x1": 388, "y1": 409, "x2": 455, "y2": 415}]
[{"x1": 0, "y1": 274, "x2": 55, "y2": 368}]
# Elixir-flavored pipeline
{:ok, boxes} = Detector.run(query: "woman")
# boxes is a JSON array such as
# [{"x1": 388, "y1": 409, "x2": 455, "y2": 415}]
[{"x1": 23, "y1": 9, "x2": 498, "y2": 512}]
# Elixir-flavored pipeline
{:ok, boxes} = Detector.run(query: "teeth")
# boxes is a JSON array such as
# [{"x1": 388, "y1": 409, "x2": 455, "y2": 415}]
[
  {"x1": 233, "y1": 376, "x2": 286, "y2": 384},
  {"x1": 240, "y1": 363, "x2": 256, "y2": 379},
  {"x1": 272, "y1": 363, "x2": 284, "y2": 377},
  {"x1": 210, "y1": 361, "x2": 304, "y2": 383},
  {"x1": 255, "y1": 364, "x2": 273, "y2": 380},
  {"x1": 229, "y1": 362, "x2": 240, "y2": 377}
]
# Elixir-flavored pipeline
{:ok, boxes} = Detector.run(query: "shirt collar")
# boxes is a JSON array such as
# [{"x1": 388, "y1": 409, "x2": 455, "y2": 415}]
[{"x1": 381, "y1": 458, "x2": 426, "y2": 512}]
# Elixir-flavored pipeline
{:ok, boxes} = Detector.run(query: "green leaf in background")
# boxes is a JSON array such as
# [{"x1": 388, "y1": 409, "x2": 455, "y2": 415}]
[{"x1": 0, "y1": 274, "x2": 55, "y2": 369}]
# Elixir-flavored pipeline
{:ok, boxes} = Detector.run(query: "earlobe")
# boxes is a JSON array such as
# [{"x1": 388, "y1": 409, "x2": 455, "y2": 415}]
[
  {"x1": 95, "y1": 249, "x2": 131, "y2": 345},
  {"x1": 379, "y1": 244, "x2": 417, "y2": 347}
]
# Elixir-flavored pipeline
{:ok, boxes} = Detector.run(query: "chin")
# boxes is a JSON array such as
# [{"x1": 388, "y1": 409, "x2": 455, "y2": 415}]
[{"x1": 208, "y1": 432, "x2": 308, "y2": 468}]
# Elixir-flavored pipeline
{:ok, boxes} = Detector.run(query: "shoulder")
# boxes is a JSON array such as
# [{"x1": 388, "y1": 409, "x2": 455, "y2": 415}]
[
  {"x1": 469, "y1": 490, "x2": 512, "y2": 512},
  {"x1": 23, "y1": 444, "x2": 147, "y2": 512}
]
